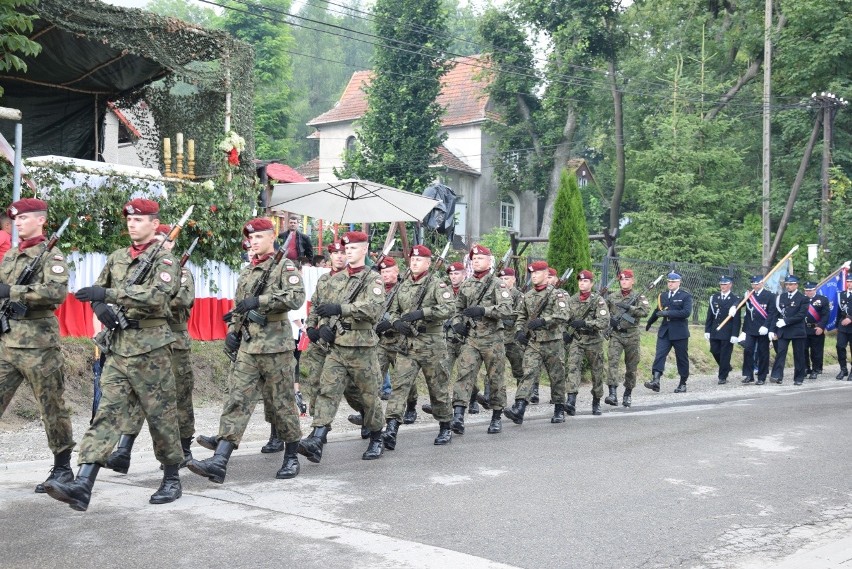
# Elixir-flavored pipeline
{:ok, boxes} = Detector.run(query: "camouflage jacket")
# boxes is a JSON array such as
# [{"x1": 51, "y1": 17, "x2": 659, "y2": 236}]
[
  {"x1": 515, "y1": 285, "x2": 570, "y2": 343},
  {"x1": 318, "y1": 268, "x2": 384, "y2": 348},
  {"x1": 502, "y1": 286, "x2": 524, "y2": 344},
  {"x1": 389, "y1": 271, "x2": 454, "y2": 340},
  {"x1": 443, "y1": 282, "x2": 463, "y2": 345},
  {"x1": 566, "y1": 291, "x2": 610, "y2": 341},
  {"x1": 605, "y1": 288, "x2": 650, "y2": 335},
  {"x1": 168, "y1": 264, "x2": 195, "y2": 350},
  {"x1": 379, "y1": 279, "x2": 406, "y2": 352},
  {"x1": 305, "y1": 269, "x2": 335, "y2": 330},
  {"x1": 0, "y1": 243, "x2": 68, "y2": 349},
  {"x1": 453, "y1": 273, "x2": 514, "y2": 339},
  {"x1": 96, "y1": 244, "x2": 180, "y2": 357},
  {"x1": 229, "y1": 255, "x2": 305, "y2": 354}
]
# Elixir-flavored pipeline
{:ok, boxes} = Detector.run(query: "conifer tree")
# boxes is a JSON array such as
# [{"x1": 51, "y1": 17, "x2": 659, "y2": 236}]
[{"x1": 547, "y1": 170, "x2": 592, "y2": 294}]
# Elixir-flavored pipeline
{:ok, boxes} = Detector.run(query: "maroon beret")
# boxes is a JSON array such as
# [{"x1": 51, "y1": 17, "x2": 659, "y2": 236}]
[
  {"x1": 577, "y1": 269, "x2": 595, "y2": 280},
  {"x1": 499, "y1": 268, "x2": 516, "y2": 277},
  {"x1": 378, "y1": 257, "x2": 397, "y2": 269},
  {"x1": 547, "y1": 267, "x2": 558, "y2": 277},
  {"x1": 243, "y1": 217, "x2": 274, "y2": 237},
  {"x1": 447, "y1": 261, "x2": 465, "y2": 273},
  {"x1": 342, "y1": 231, "x2": 368, "y2": 244},
  {"x1": 7, "y1": 198, "x2": 48, "y2": 219},
  {"x1": 241, "y1": 239, "x2": 251, "y2": 251},
  {"x1": 469, "y1": 244, "x2": 492, "y2": 259},
  {"x1": 156, "y1": 224, "x2": 171, "y2": 236},
  {"x1": 618, "y1": 269, "x2": 634, "y2": 279},
  {"x1": 528, "y1": 261, "x2": 548, "y2": 272},
  {"x1": 122, "y1": 198, "x2": 159, "y2": 216},
  {"x1": 410, "y1": 245, "x2": 432, "y2": 258},
  {"x1": 327, "y1": 241, "x2": 344, "y2": 253}
]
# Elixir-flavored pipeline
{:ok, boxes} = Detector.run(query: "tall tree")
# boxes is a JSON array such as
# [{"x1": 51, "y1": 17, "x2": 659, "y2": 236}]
[
  {"x1": 547, "y1": 171, "x2": 592, "y2": 294},
  {"x1": 0, "y1": 0, "x2": 41, "y2": 98},
  {"x1": 145, "y1": 0, "x2": 220, "y2": 28}
]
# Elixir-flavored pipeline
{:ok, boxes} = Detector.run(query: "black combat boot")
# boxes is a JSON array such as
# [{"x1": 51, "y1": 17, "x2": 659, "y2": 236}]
[
  {"x1": 150, "y1": 464, "x2": 182, "y2": 504},
  {"x1": 35, "y1": 448, "x2": 74, "y2": 494},
  {"x1": 196, "y1": 433, "x2": 217, "y2": 451},
  {"x1": 674, "y1": 378, "x2": 687, "y2": 393},
  {"x1": 530, "y1": 382, "x2": 540, "y2": 404},
  {"x1": 261, "y1": 424, "x2": 285, "y2": 454},
  {"x1": 434, "y1": 422, "x2": 452, "y2": 445},
  {"x1": 718, "y1": 377, "x2": 727, "y2": 385},
  {"x1": 742, "y1": 375, "x2": 755, "y2": 384},
  {"x1": 502, "y1": 399, "x2": 527, "y2": 425},
  {"x1": 592, "y1": 397, "x2": 602, "y2": 415},
  {"x1": 450, "y1": 405, "x2": 466, "y2": 435},
  {"x1": 644, "y1": 371, "x2": 662, "y2": 392},
  {"x1": 421, "y1": 403, "x2": 434, "y2": 415},
  {"x1": 362, "y1": 431, "x2": 384, "y2": 460},
  {"x1": 565, "y1": 393, "x2": 577, "y2": 416},
  {"x1": 604, "y1": 385, "x2": 618, "y2": 406},
  {"x1": 44, "y1": 463, "x2": 100, "y2": 512},
  {"x1": 476, "y1": 385, "x2": 492, "y2": 410},
  {"x1": 276, "y1": 442, "x2": 300, "y2": 479},
  {"x1": 551, "y1": 403, "x2": 565, "y2": 424},
  {"x1": 837, "y1": 368, "x2": 849, "y2": 380},
  {"x1": 105, "y1": 434, "x2": 137, "y2": 474},
  {"x1": 179, "y1": 437, "x2": 193, "y2": 468},
  {"x1": 487, "y1": 409, "x2": 502, "y2": 434},
  {"x1": 187, "y1": 439, "x2": 235, "y2": 484},
  {"x1": 622, "y1": 388, "x2": 633, "y2": 408},
  {"x1": 297, "y1": 426, "x2": 329, "y2": 464},
  {"x1": 383, "y1": 419, "x2": 401, "y2": 451},
  {"x1": 402, "y1": 401, "x2": 418, "y2": 425},
  {"x1": 468, "y1": 391, "x2": 480, "y2": 414},
  {"x1": 347, "y1": 413, "x2": 369, "y2": 439}
]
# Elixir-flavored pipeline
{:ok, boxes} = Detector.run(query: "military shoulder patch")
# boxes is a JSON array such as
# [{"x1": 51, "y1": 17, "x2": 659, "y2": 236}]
[
  {"x1": 288, "y1": 275, "x2": 300, "y2": 284},
  {"x1": 53, "y1": 255, "x2": 64, "y2": 261},
  {"x1": 372, "y1": 286, "x2": 382, "y2": 295},
  {"x1": 52, "y1": 265, "x2": 65, "y2": 274},
  {"x1": 160, "y1": 271, "x2": 172, "y2": 283},
  {"x1": 439, "y1": 282, "x2": 447, "y2": 288},
  {"x1": 163, "y1": 258, "x2": 174, "y2": 266}
]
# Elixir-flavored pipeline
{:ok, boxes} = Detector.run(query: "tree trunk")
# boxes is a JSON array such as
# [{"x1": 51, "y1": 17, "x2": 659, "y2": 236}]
[
  {"x1": 538, "y1": 107, "x2": 577, "y2": 237},
  {"x1": 607, "y1": 59, "x2": 626, "y2": 255}
]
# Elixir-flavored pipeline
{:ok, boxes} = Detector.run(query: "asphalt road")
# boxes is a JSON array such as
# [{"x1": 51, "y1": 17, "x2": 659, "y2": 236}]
[{"x1": 2, "y1": 380, "x2": 851, "y2": 569}]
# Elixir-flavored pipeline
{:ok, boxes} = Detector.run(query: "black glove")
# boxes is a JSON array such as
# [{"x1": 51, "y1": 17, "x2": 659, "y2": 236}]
[
  {"x1": 452, "y1": 322, "x2": 468, "y2": 336},
  {"x1": 645, "y1": 319, "x2": 654, "y2": 331},
  {"x1": 92, "y1": 301, "x2": 120, "y2": 330},
  {"x1": 0, "y1": 283, "x2": 9, "y2": 299},
  {"x1": 393, "y1": 319, "x2": 415, "y2": 337},
  {"x1": 375, "y1": 320, "x2": 393, "y2": 335},
  {"x1": 224, "y1": 332, "x2": 241, "y2": 352},
  {"x1": 570, "y1": 319, "x2": 586, "y2": 329},
  {"x1": 222, "y1": 310, "x2": 234, "y2": 323},
  {"x1": 563, "y1": 331, "x2": 573, "y2": 343},
  {"x1": 318, "y1": 324, "x2": 336, "y2": 344},
  {"x1": 462, "y1": 306, "x2": 485, "y2": 318},
  {"x1": 658, "y1": 310, "x2": 670, "y2": 317},
  {"x1": 527, "y1": 318, "x2": 546, "y2": 331},
  {"x1": 316, "y1": 303, "x2": 342, "y2": 318},
  {"x1": 617, "y1": 301, "x2": 632, "y2": 310},
  {"x1": 515, "y1": 330, "x2": 528, "y2": 344},
  {"x1": 400, "y1": 309, "x2": 424, "y2": 322},
  {"x1": 235, "y1": 296, "x2": 260, "y2": 314},
  {"x1": 75, "y1": 286, "x2": 107, "y2": 302},
  {"x1": 306, "y1": 327, "x2": 320, "y2": 342}
]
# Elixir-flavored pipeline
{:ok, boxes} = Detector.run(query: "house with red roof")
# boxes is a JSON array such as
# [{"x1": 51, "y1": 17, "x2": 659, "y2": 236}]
[{"x1": 303, "y1": 54, "x2": 540, "y2": 244}]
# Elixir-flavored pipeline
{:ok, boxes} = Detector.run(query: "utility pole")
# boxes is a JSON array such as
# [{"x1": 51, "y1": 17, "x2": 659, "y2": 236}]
[
  {"x1": 761, "y1": 0, "x2": 772, "y2": 271},
  {"x1": 814, "y1": 92, "x2": 848, "y2": 252}
]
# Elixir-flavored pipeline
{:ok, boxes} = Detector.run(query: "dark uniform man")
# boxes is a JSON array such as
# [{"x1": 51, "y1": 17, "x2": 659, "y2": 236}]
[
  {"x1": 605, "y1": 269, "x2": 650, "y2": 407},
  {"x1": 384, "y1": 245, "x2": 454, "y2": 448},
  {"x1": 836, "y1": 274, "x2": 852, "y2": 380},
  {"x1": 740, "y1": 275, "x2": 776, "y2": 385},
  {"x1": 769, "y1": 274, "x2": 808, "y2": 385},
  {"x1": 803, "y1": 281, "x2": 830, "y2": 379},
  {"x1": 504, "y1": 261, "x2": 569, "y2": 424},
  {"x1": 298, "y1": 231, "x2": 386, "y2": 463},
  {"x1": 0, "y1": 198, "x2": 75, "y2": 494},
  {"x1": 188, "y1": 217, "x2": 306, "y2": 483},
  {"x1": 449, "y1": 244, "x2": 513, "y2": 435},
  {"x1": 498, "y1": 268, "x2": 526, "y2": 396},
  {"x1": 645, "y1": 272, "x2": 692, "y2": 393},
  {"x1": 564, "y1": 269, "x2": 610, "y2": 415},
  {"x1": 104, "y1": 224, "x2": 196, "y2": 474},
  {"x1": 46, "y1": 198, "x2": 182, "y2": 511},
  {"x1": 703, "y1": 275, "x2": 742, "y2": 384}
]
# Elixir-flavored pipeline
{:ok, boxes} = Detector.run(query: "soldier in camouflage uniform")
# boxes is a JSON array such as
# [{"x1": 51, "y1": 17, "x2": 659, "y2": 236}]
[
  {"x1": 449, "y1": 244, "x2": 514, "y2": 435},
  {"x1": 383, "y1": 245, "x2": 454, "y2": 449},
  {"x1": 564, "y1": 269, "x2": 610, "y2": 417},
  {"x1": 499, "y1": 268, "x2": 526, "y2": 394},
  {"x1": 188, "y1": 217, "x2": 306, "y2": 483},
  {"x1": 45, "y1": 199, "x2": 182, "y2": 511},
  {"x1": 0, "y1": 198, "x2": 75, "y2": 494},
  {"x1": 605, "y1": 269, "x2": 650, "y2": 408},
  {"x1": 103, "y1": 224, "x2": 196, "y2": 474},
  {"x1": 503, "y1": 261, "x2": 569, "y2": 425},
  {"x1": 298, "y1": 231, "x2": 386, "y2": 463}
]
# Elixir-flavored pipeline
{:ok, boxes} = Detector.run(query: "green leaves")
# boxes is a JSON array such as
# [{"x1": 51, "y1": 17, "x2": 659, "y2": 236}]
[{"x1": 0, "y1": 0, "x2": 41, "y2": 95}]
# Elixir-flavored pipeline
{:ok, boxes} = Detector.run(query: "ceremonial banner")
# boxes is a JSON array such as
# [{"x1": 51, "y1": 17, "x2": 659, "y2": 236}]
[{"x1": 818, "y1": 266, "x2": 848, "y2": 333}]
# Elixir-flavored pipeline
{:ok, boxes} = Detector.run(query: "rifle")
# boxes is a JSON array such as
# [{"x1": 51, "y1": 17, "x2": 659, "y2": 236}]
[
  {"x1": 565, "y1": 286, "x2": 606, "y2": 341},
  {"x1": 0, "y1": 217, "x2": 70, "y2": 335},
  {"x1": 180, "y1": 236, "x2": 199, "y2": 268},
  {"x1": 377, "y1": 267, "x2": 411, "y2": 336},
  {"x1": 520, "y1": 267, "x2": 572, "y2": 344},
  {"x1": 605, "y1": 273, "x2": 664, "y2": 339},
  {"x1": 319, "y1": 240, "x2": 395, "y2": 352},
  {"x1": 458, "y1": 248, "x2": 512, "y2": 339},
  {"x1": 407, "y1": 242, "x2": 451, "y2": 338}
]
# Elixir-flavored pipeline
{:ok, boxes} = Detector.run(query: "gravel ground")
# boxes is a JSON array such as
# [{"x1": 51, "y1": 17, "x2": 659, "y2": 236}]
[{"x1": 0, "y1": 363, "x2": 846, "y2": 464}]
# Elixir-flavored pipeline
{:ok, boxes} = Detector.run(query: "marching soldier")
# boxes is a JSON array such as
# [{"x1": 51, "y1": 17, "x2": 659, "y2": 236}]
[
  {"x1": 0, "y1": 198, "x2": 75, "y2": 494},
  {"x1": 104, "y1": 224, "x2": 196, "y2": 474},
  {"x1": 703, "y1": 276, "x2": 741, "y2": 384},
  {"x1": 605, "y1": 269, "x2": 650, "y2": 407},
  {"x1": 498, "y1": 268, "x2": 526, "y2": 397},
  {"x1": 836, "y1": 274, "x2": 852, "y2": 380},
  {"x1": 449, "y1": 244, "x2": 513, "y2": 435},
  {"x1": 740, "y1": 275, "x2": 776, "y2": 385},
  {"x1": 546, "y1": 267, "x2": 559, "y2": 287},
  {"x1": 769, "y1": 275, "x2": 808, "y2": 385},
  {"x1": 644, "y1": 272, "x2": 692, "y2": 393},
  {"x1": 46, "y1": 199, "x2": 182, "y2": 511},
  {"x1": 188, "y1": 218, "x2": 306, "y2": 483},
  {"x1": 383, "y1": 245, "x2": 454, "y2": 449},
  {"x1": 503, "y1": 261, "x2": 569, "y2": 425},
  {"x1": 803, "y1": 281, "x2": 830, "y2": 379},
  {"x1": 298, "y1": 231, "x2": 386, "y2": 463},
  {"x1": 564, "y1": 270, "x2": 610, "y2": 416}
]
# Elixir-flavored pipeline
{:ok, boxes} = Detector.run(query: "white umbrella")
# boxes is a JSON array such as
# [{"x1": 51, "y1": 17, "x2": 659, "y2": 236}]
[{"x1": 269, "y1": 178, "x2": 440, "y2": 223}]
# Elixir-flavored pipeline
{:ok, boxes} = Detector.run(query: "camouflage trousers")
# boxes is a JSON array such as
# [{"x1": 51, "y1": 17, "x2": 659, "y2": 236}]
[
  {"x1": 516, "y1": 339, "x2": 565, "y2": 403},
  {"x1": 453, "y1": 336, "x2": 507, "y2": 410},
  {"x1": 79, "y1": 345, "x2": 182, "y2": 466},
  {"x1": 505, "y1": 341, "x2": 525, "y2": 383},
  {"x1": 607, "y1": 330, "x2": 641, "y2": 389},
  {"x1": 117, "y1": 346, "x2": 196, "y2": 439},
  {"x1": 380, "y1": 342, "x2": 416, "y2": 404},
  {"x1": 302, "y1": 342, "x2": 368, "y2": 417},
  {"x1": 217, "y1": 349, "x2": 301, "y2": 446},
  {"x1": 312, "y1": 345, "x2": 384, "y2": 432},
  {"x1": 0, "y1": 346, "x2": 75, "y2": 455},
  {"x1": 566, "y1": 335, "x2": 606, "y2": 398},
  {"x1": 389, "y1": 336, "x2": 451, "y2": 422}
]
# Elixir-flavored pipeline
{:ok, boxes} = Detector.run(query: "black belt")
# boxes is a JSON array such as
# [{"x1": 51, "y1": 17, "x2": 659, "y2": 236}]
[
  {"x1": 126, "y1": 318, "x2": 168, "y2": 329},
  {"x1": 576, "y1": 329, "x2": 598, "y2": 336}
]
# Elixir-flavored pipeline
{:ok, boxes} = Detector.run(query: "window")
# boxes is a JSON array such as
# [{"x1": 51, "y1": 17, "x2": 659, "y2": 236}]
[
  {"x1": 578, "y1": 168, "x2": 589, "y2": 187},
  {"x1": 500, "y1": 192, "x2": 520, "y2": 231},
  {"x1": 345, "y1": 135, "x2": 357, "y2": 154}
]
